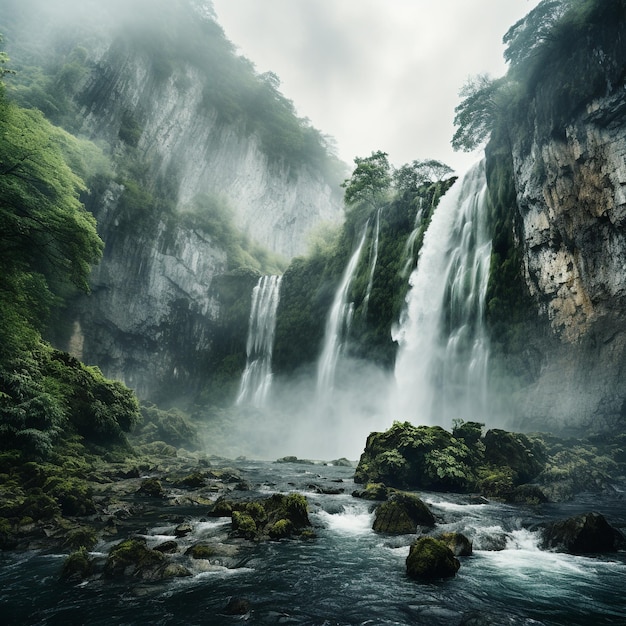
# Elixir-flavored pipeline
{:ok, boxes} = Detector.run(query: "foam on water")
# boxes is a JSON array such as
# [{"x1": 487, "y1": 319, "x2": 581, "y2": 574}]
[{"x1": 317, "y1": 503, "x2": 375, "y2": 535}]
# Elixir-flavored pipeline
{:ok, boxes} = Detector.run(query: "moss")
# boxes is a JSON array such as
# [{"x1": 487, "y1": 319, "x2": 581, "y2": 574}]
[
  {"x1": 103, "y1": 537, "x2": 164, "y2": 579},
  {"x1": 44, "y1": 477, "x2": 96, "y2": 516},
  {"x1": 373, "y1": 493, "x2": 435, "y2": 534},
  {"x1": 268, "y1": 518, "x2": 293, "y2": 539},
  {"x1": 137, "y1": 478, "x2": 165, "y2": 498},
  {"x1": 406, "y1": 537, "x2": 460, "y2": 580},
  {"x1": 60, "y1": 547, "x2": 94, "y2": 582},
  {"x1": 231, "y1": 511, "x2": 257, "y2": 539},
  {"x1": 63, "y1": 526, "x2": 97, "y2": 551},
  {"x1": 185, "y1": 543, "x2": 216, "y2": 559}
]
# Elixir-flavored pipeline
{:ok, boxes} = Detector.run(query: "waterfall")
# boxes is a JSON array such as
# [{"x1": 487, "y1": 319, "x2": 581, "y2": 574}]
[
  {"x1": 362, "y1": 207, "x2": 381, "y2": 316},
  {"x1": 400, "y1": 199, "x2": 424, "y2": 278},
  {"x1": 236, "y1": 275, "x2": 282, "y2": 406},
  {"x1": 316, "y1": 224, "x2": 369, "y2": 392},
  {"x1": 391, "y1": 160, "x2": 491, "y2": 426}
]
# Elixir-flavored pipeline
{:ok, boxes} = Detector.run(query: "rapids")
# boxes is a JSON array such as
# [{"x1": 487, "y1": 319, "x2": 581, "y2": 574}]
[{"x1": 2, "y1": 461, "x2": 625, "y2": 625}]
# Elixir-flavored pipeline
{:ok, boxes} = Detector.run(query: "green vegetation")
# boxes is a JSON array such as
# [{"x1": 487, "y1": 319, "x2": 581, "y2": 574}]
[{"x1": 274, "y1": 154, "x2": 456, "y2": 373}]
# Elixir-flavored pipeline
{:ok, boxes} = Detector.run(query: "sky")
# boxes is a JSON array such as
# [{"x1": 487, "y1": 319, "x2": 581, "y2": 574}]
[{"x1": 212, "y1": 0, "x2": 542, "y2": 174}]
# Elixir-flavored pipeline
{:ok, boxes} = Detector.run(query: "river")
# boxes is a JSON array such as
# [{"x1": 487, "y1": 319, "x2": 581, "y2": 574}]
[{"x1": 1, "y1": 460, "x2": 625, "y2": 625}]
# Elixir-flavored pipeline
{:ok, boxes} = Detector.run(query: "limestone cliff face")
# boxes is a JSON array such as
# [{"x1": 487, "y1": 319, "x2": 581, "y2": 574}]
[
  {"x1": 78, "y1": 41, "x2": 342, "y2": 260},
  {"x1": 6, "y1": 0, "x2": 344, "y2": 403},
  {"x1": 508, "y1": 90, "x2": 626, "y2": 432}
]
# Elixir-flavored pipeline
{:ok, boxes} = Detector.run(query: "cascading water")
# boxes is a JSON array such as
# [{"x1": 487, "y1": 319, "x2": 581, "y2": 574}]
[
  {"x1": 400, "y1": 198, "x2": 424, "y2": 278},
  {"x1": 392, "y1": 160, "x2": 491, "y2": 426},
  {"x1": 316, "y1": 223, "x2": 369, "y2": 393},
  {"x1": 362, "y1": 207, "x2": 381, "y2": 316},
  {"x1": 236, "y1": 275, "x2": 282, "y2": 406}
]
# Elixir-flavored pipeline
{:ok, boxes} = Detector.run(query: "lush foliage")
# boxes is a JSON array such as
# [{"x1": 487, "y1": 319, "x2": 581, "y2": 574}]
[{"x1": 274, "y1": 155, "x2": 456, "y2": 373}]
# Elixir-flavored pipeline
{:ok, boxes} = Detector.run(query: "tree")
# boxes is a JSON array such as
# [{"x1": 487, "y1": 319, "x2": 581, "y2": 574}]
[
  {"x1": 393, "y1": 159, "x2": 454, "y2": 194},
  {"x1": 451, "y1": 74, "x2": 507, "y2": 152},
  {"x1": 341, "y1": 150, "x2": 392, "y2": 208},
  {"x1": 503, "y1": 0, "x2": 572, "y2": 72}
]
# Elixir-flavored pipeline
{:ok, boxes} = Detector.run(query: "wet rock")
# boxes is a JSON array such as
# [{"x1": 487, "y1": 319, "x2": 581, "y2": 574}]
[
  {"x1": 330, "y1": 458, "x2": 353, "y2": 467},
  {"x1": 60, "y1": 547, "x2": 94, "y2": 582},
  {"x1": 437, "y1": 531, "x2": 473, "y2": 556},
  {"x1": 137, "y1": 478, "x2": 166, "y2": 498},
  {"x1": 154, "y1": 540, "x2": 178, "y2": 554},
  {"x1": 275, "y1": 456, "x2": 315, "y2": 465},
  {"x1": 185, "y1": 542, "x2": 216, "y2": 559},
  {"x1": 506, "y1": 483, "x2": 549, "y2": 505},
  {"x1": 307, "y1": 484, "x2": 344, "y2": 495},
  {"x1": 373, "y1": 493, "x2": 435, "y2": 534},
  {"x1": 175, "y1": 472, "x2": 206, "y2": 488},
  {"x1": 174, "y1": 522, "x2": 193, "y2": 538},
  {"x1": 406, "y1": 537, "x2": 460, "y2": 580},
  {"x1": 540, "y1": 512, "x2": 626, "y2": 554},
  {"x1": 224, "y1": 597, "x2": 251, "y2": 615},
  {"x1": 160, "y1": 563, "x2": 192, "y2": 579},
  {"x1": 482, "y1": 429, "x2": 546, "y2": 484},
  {"x1": 352, "y1": 482, "x2": 389, "y2": 501},
  {"x1": 103, "y1": 537, "x2": 166, "y2": 580},
  {"x1": 475, "y1": 532, "x2": 508, "y2": 552}
]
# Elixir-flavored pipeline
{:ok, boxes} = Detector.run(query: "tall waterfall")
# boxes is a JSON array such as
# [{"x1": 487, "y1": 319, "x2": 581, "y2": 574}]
[
  {"x1": 392, "y1": 161, "x2": 491, "y2": 426},
  {"x1": 317, "y1": 224, "x2": 369, "y2": 392},
  {"x1": 237, "y1": 275, "x2": 282, "y2": 406},
  {"x1": 362, "y1": 207, "x2": 381, "y2": 316}
]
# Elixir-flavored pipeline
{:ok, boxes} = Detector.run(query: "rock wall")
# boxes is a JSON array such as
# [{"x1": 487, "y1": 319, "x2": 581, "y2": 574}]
[
  {"x1": 78, "y1": 41, "x2": 342, "y2": 260},
  {"x1": 507, "y1": 89, "x2": 626, "y2": 432}
]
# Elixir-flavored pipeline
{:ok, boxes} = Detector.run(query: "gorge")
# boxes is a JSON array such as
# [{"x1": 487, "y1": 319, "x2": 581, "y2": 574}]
[{"x1": 1, "y1": 1, "x2": 626, "y2": 624}]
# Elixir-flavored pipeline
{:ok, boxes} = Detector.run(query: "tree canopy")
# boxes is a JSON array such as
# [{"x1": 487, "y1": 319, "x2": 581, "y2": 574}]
[{"x1": 341, "y1": 150, "x2": 392, "y2": 209}]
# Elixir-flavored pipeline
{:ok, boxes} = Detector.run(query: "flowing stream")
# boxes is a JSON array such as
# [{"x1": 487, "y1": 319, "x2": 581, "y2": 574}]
[
  {"x1": 316, "y1": 223, "x2": 369, "y2": 393},
  {"x1": 236, "y1": 275, "x2": 282, "y2": 406},
  {"x1": 2, "y1": 461, "x2": 625, "y2": 625},
  {"x1": 392, "y1": 161, "x2": 491, "y2": 426},
  {"x1": 362, "y1": 207, "x2": 381, "y2": 316}
]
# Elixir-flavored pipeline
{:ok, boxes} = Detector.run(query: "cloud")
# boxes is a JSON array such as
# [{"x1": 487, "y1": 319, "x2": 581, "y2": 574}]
[{"x1": 213, "y1": 0, "x2": 541, "y2": 173}]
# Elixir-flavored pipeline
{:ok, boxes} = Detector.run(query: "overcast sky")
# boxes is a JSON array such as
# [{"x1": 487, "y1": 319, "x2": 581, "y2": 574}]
[{"x1": 212, "y1": 0, "x2": 541, "y2": 174}]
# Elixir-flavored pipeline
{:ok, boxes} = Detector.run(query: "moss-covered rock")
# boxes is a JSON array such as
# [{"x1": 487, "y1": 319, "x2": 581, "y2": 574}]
[
  {"x1": 437, "y1": 532, "x2": 473, "y2": 556},
  {"x1": 482, "y1": 429, "x2": 546, "y2": 484},
  {"x1": 231, "y1": 511, "x2": 257, "y2": 539},
  {"x1": 372, "y1": 493, "x2": 435, "y2": 534},
  {"x1": 60, "y1": 547, "x2": 94, "y2": 582},
  {"x1": 540, "y1": 512, "x2": 626, "y2": 554},
  {"x1": 352, "y1": 482, "x2": 389, "y2": 501},
  {"x1": 406, "y1": 537, "x2": 460, "y2": 580},
  {"x1": 137, "y1": 477, "x2": 166, "y2": 498},
  {"x1": 103, "y1": 537, "x2": 165, "y2": 580},
  {"x1": 185, "y1": 543, "x2": 216, "y2": 559}
]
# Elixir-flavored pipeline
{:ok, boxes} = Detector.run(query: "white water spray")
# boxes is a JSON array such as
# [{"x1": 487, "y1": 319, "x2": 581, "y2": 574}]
[
  {"x1": 316, "y1": 224, "x2": 369, "y2": 393},
  {"x1": 236, "y1": 275, "x2": 282, "y2": 406},
  {"x1": 391, "y1": 161, "x2": 491, "y2": 426}
]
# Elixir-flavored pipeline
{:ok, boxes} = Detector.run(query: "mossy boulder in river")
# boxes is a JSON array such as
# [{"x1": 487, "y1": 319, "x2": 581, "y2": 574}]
[
  {"x1": 372, "y1": 493, "x2": 435, "y2": 534},
  {"x1": 222, "y1": 493, "x2": 312, "y2": 541},
  {"x1": 406, "y1": 537, "x2": 460, "y2": 580},
  {"x1": 355, "y1": 421, "x2": 547, "y2": 495}
]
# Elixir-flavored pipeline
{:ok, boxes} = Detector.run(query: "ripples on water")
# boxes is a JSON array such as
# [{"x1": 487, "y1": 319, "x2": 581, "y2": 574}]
[{"x1": 1, "y1": 461, "x2": 626, "y2": 625}]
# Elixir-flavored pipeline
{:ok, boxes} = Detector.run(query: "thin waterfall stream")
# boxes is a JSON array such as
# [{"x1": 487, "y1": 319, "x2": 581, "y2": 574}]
[
  {"x1": 316, "y1": 223, "x2": 369, "y2": 393},
  {"x1": 236, "y1": 275, "x2": 282, "y2": 407},
  {"x1": 392, "y1": 160, "x2": 491, "y2": 426}
]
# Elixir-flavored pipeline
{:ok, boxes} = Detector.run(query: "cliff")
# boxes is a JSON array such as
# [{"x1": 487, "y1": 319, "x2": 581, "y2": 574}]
[
  {"x1": 1, "y1": 0, "x2": 344, "y2": 403},
  {"x1": 485, "y1": 0, "x2": 626, "y2": 433}
]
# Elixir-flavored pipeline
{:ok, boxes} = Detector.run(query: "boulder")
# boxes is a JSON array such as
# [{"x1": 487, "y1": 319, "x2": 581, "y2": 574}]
[
  {"x1": 437, "y1": 531, "x2": 473, "y2": 556},
  {"x1": 137, "y1": 478, "x2": 166, "y2": 498},
  {"x1": 224, "y1": 597, "x2": 251, "y2": 615},
  {"x1": 406, "y1": 537, "x2": 460, "y2": 580},
  {"x1": 482, "y1": 429, "x2": 546, "y2": 484},
  {"x1": 60, "y1": 547, "x2": 94, "y2": 582},
  {"x1": 352, "y1": 482, "x2": 389, "y2": 501},
  {"x1": 373, "y1": 493, "x2": 435, "y2": 534},
  {"x1": 174, "y1": 521, "x2": 193, "y2": 538},
  {"x1": 103, "y1": 537, "x2": 166, "y2": 580},
  {"x1": 540, "y1": 512, "x2": 626, "y2": 554}
]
